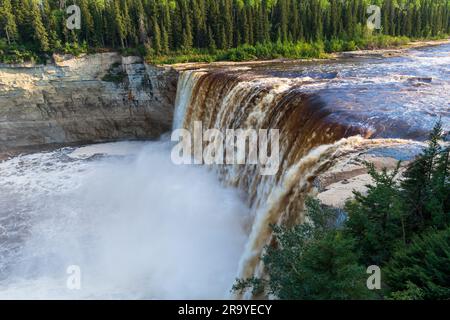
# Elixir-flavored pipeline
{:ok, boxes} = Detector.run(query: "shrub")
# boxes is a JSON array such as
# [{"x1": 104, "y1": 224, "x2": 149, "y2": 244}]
[
  {"x1": 233, "y1": 198, "x2": 372, "y2": 300},
  {"x1": 386, "y1": 228, "x2": 450, "y2": 300}
]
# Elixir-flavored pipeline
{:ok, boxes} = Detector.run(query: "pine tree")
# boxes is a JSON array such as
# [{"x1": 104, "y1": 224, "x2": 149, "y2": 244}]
[
  {"x1": 0, "y1": 0, "x2": 18, "y2": 44},
  {"x1": 345, "y1": 162, "x2": 404, "y2": 265},
  {"x1": 233, "y1": 198, "x2": 371, "y2": 300},
  {"x1": 386, "y1": 227, "x2": 450, "y2": 300},
  {"x1": 401, "y1": 120, "x2": 447, "y2": 233},
  {"x1": 2, "y1": 0, "x2": 450, "y2": 59},
  {"x1": 113, "y1": 0, "x2": 126, "y2": 48},
  {"x1": 206, "y1": 26, "x2": 216, "y2": 52},
  {"x1": 79, "y1": 0, "x2": 94, "y2": 46},
  {"x1": 29, "y1": 0, "x2": 49, "y2": 51},
  {"x1": 180, "y1": 0, "x2": 193, "y2": 50}
]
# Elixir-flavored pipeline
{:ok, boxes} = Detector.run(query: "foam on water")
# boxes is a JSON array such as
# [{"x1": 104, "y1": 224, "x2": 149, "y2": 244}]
[
  {"x1": 0, "y1": 42, "x2": 449, "y2": 300},
  {"x1": 0, "y1": 141, "x2": 249, "y2": 299}
]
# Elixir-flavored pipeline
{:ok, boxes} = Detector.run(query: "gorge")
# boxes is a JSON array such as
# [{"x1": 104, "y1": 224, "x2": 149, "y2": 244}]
[{"x1": 0, "y1": 42, "x2": 449, "y2": 299}]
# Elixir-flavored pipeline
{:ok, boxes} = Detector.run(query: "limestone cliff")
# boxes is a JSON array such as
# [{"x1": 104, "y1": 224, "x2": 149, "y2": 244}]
[{"x1": 0, "y1": 53, "x2": 178, "y2": 156}]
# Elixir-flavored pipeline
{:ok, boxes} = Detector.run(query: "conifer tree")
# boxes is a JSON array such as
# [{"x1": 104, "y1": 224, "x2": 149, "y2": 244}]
[
  {"x1": 1, "y1": 0, "x2": 450, "y2": 59},
  {"x1": 29, "y1": 0, "x2": 50, "y2": 51},
  {"x1": 0, "y1": 0, "x2": 18, "y2": 44},
  {"x1": 401, "y1": 120, "x2": 447, "y2": 233}
]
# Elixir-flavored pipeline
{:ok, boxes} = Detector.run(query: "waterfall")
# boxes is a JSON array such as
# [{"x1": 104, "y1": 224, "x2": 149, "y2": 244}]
[{"x1": 172, "y1": 69, "x2": 377, "y2": 290}]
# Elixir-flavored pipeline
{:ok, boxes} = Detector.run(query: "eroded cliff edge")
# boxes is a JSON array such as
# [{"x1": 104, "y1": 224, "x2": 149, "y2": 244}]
[{"x1": 0, "y1": 53, "x2": 178, "y2": 157}]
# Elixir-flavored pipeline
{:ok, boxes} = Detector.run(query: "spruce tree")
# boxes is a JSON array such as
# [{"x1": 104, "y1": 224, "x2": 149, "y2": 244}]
[
  {"x1": 29, "y1": 0, "x2": 50, "y2": 51},
  {"x1": 0, "y1": 0, "x2": 18, "y2": 44},
  {"x1": 386, "y1": 227, "x2": 450, "y2": 300},
  {"x1": 401, "y1": 120, "x2": 447, "y2": 233}
]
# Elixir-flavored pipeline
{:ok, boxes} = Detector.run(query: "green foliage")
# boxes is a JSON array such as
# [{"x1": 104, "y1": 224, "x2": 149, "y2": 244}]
[
  {"x1": 233, "y1": 198, "x2": 372, "y2": 300},
  {"x1": 0, "y1": 0, "x2": 449, "y2": 64},
  {"x1": 0, "y1": 39, "x2": 39, "y2": 63},
  {"x1": 345, "y1": 162, "x2": 405, "y2": 265},
  {"x1": 101, "y1": 64, "x2": 127, "y2": 84},
  {"x1": 345, "y1": 120, "x2": 449, "y2": 267},
  {"x1": 0, "y1": 0, "x2": 18, "y2": 44},
  {"x1": 61, "y1": 41, "x2": 88, "y2": 56},
  {"x1": 386, "y1": 228, "x2": 450, "y2": 300},
  {"x1": 234, "y1": 121, "x2": 450, "y2": 300},
  {"x1": 389, "y1": 282, "x2": 426, "y2": 300},
  {"x1": 401, "y1": 120, "x2": 450, "y2": 233}
]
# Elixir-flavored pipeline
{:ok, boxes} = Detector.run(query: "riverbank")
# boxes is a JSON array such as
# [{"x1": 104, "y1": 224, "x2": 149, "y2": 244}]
[
  {"x1": 334, "y1": 38, "x2": 450, "y2": 59},
  {"x1": 149, "y1": 36, "x2": 449, "y2": 65},
  {"x1": 168, "y1": 38, "x2": 450, "y2": 70},
  {"x1": 1, "y1": 38, "x2": 448, "y2": 161}
]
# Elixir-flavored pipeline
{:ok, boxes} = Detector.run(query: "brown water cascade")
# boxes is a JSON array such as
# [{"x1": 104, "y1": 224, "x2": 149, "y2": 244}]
[{"x1": 172, "y1": 68, "x2": 398, "y2": 295}]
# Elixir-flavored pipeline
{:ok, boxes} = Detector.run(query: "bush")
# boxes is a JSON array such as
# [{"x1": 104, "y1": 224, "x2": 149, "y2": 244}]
[
  {"x1": 101, "y1": 64, "x2": 127, "y2": 84},
  {"x1": 233, "y1": 198, "x2": 372, "y2": 300},
  {"x1": 344, "y1": 162, "x2": 405, "y2": 265},
  {"x1": 325, "y1": 39, "x2": 345, "y2": 53},
  {"x1": 344, "y1": 40, "x2": 357, "y2": 51},
  {"x1": 0, "y1": 39, "x2": 39, "y2": 64},
  {"x1": 234, "y1": 122, "x2": 449, "y2": 300},
  {"x1": 386, "y1": 228, "x2": 450, "y2": 300}
]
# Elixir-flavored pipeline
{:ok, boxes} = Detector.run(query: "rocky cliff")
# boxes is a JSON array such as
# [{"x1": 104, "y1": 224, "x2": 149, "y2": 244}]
[{"x1": 0, "y1": 53, "x2": 178, "y2": 157}]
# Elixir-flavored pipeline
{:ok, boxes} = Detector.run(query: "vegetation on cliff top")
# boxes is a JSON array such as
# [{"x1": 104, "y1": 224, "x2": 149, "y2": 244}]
[
  {"x1": 0, "y1": 0, "x2": 449, "y2": 64},
  {"x1": 234, "y1": 121, "x2": 450, "y2": 300}
]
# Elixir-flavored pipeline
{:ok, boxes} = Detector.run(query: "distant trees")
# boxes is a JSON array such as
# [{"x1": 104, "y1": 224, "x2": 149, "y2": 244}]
[
  {"x1": 0, "y1": 0, "x2": 18, "y2": 44},
  {"x1": 0, "y1": 0, "x2": 449, "y2": 58}
]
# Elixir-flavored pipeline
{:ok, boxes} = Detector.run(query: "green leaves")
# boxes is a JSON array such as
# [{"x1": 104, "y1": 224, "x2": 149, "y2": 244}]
[
  {"x1": 233, "y1": 121, "x2": 450, "y2": 300},
  {"x1": 2, "y1": 0, "x2": 450, "y2": 62},
  {"x1": 234, "y1": 198, "x2": 372, "y2": 300},
  {"x1": 386, "y1": 228, "x2": 450, "y2": 300},
  {"x1": 401, "y1": 120, "x2": 450, "y2": 233},
  {"x1": 345, "y1": 161, "x2": 404, "y2": 265}
]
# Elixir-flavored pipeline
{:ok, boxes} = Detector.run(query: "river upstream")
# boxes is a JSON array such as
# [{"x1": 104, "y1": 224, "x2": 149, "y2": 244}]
[{"x1": 0, "y1": 43, "x2": 449, "y2": 299}]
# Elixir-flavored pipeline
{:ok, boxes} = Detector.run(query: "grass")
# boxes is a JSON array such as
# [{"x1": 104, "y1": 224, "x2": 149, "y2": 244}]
[
  {"x1": 146, "y1": 41, "x2": 330, "y2": 65},
  {"x1": 1, "y1": 34, "x2": 448, "y2": 65},
  {"x1": 146, "y1": 35, "x2": 420, "y2": 65}
]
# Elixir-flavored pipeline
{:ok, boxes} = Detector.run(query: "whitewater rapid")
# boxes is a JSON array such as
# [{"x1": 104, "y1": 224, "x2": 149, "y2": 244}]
[
  {"x1": 0, "y1": 140, "x2": 249, "y2": 299},
  {"x1": 0, "y1": 42, "x2": 449, "y2": 300}
]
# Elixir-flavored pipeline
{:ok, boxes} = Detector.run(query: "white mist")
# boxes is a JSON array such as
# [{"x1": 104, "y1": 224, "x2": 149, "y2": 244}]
[{"x1": 0, "y1": 140, "x2": 249, "y2": 299}]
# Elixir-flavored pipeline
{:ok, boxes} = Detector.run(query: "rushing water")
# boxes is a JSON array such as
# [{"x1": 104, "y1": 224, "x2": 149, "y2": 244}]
[
  {"x1": 0, "y1": 141, "x2": 249, "y2": 299},
  {"x1": 172, "y1": 43, "x2": 450, "y2": 287},
  {"x1": 269, "y1": 44, "x2": 449, "y2": 139},
  {"x1": 0, "y1": 44, "x2": 449, "y2": 299}
]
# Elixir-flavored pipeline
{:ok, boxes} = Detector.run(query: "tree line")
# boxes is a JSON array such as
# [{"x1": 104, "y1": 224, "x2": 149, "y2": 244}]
[{"x1": 0, "y1": 0, "x2": 449, "y2": 57}]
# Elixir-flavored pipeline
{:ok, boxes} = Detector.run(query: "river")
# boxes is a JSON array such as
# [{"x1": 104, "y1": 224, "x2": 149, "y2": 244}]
[{"x1": 0, "y1": 43, "x2": 448, "y2": 299}]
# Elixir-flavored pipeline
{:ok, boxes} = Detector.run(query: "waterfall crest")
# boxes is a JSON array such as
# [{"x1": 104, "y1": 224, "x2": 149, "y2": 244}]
[{"x1": 173, "y1": 69, "x2": 379, "y2": 285}]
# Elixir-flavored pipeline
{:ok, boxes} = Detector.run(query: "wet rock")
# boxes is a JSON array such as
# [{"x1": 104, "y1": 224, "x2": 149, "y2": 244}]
[
  {"x1": 315, "y1": 144, "x2": 421, "y2": 208},
  {"x1": 408, "y1": 77, "x2": 433, "y2": 84}
]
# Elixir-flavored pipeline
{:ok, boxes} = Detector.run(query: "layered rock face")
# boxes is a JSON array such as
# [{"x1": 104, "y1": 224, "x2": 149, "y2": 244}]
[{"x1": 0, "y1": 53, "x2": 178, "y2": 156}]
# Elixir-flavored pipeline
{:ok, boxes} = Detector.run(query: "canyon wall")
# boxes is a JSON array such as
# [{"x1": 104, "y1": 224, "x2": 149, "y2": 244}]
[{"x1": 0, "y1": 53, "x2": 178, "y2": 156}]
